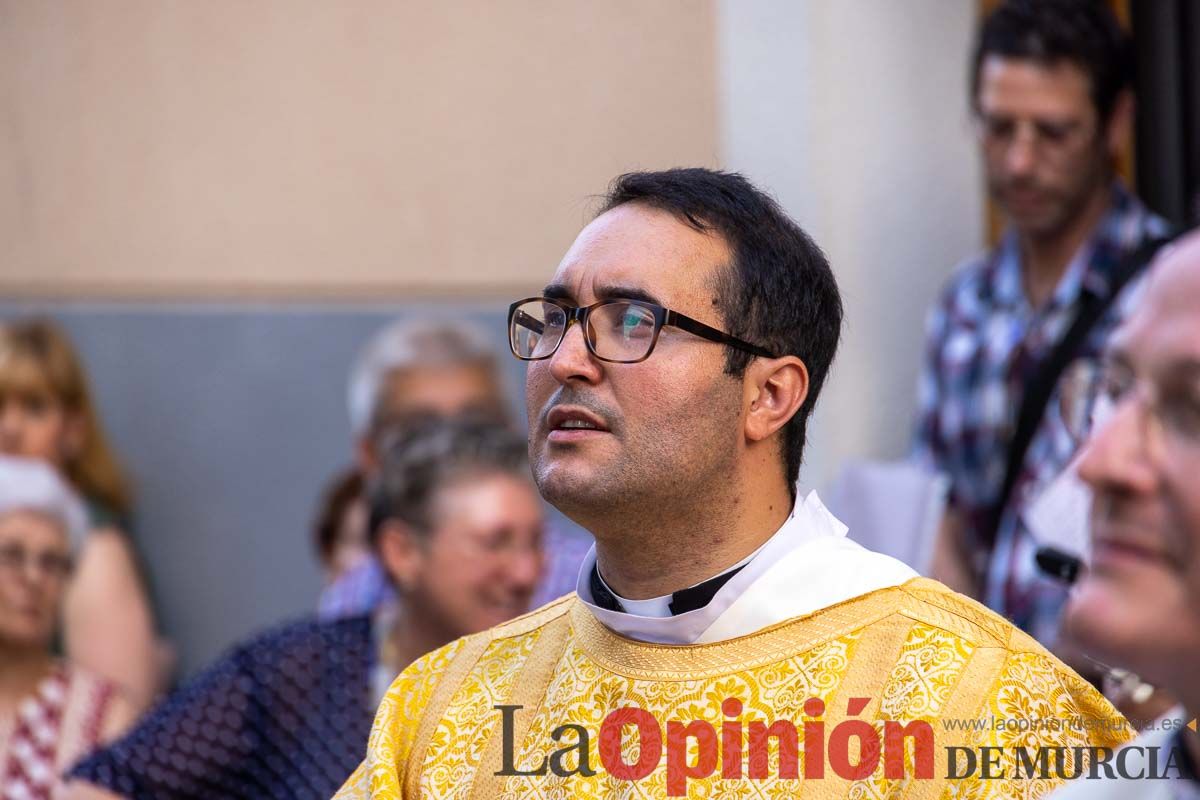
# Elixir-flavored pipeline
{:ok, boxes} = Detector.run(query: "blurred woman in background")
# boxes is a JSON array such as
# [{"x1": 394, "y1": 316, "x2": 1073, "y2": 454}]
[
  {"x1": 0, "y1": 456, "x2": 136, "y2": 799},
  {"x1": 313, "y1": 467, "x2": 369, "y2": 587},
  {"x1": 67, "y1": 417, "x2": 545, "y2": 799},
  {"x1": 0, "y1": 318, "x2": 167, "y2": 712}
]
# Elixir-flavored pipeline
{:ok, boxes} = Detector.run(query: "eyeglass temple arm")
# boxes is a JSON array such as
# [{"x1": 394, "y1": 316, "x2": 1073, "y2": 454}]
[
  {"x1": 513, "y1": 309, "x2": 546, "y2": 335},
  {"x1": 665, "y1": 310, "x2": 777, "y2": 359}
]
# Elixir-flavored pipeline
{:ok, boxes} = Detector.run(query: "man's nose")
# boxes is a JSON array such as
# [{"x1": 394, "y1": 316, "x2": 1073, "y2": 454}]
[
  {"x1": 547, "y1": 320, "x2": 602, "y2": 385},
  {"x1": 1004, "y1": 133, "x2": 1037, "y2": 176},
  {"x1": 506, "y1": 547, "x2": 544, "y2": 593},
  {"x1": 1076, "y1": 400, "x2": 1159, "y2": 496}
]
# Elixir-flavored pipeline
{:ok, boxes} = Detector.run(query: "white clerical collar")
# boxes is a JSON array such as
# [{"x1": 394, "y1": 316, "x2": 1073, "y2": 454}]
[
  {"x1": 592, "y1": 539, "x2": 767, "y2": 618},
  {"x1": 576, "y1": 490, "x2": 886, "y2": 644}
]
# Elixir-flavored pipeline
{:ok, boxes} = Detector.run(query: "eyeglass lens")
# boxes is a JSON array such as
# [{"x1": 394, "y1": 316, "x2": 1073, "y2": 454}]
[
  {"x1": 511, "y1": 300, "x2": 659, "y2": 363},
  {"x1": 1065, "y1": 359, "x2": 1200, "y2": 449}
]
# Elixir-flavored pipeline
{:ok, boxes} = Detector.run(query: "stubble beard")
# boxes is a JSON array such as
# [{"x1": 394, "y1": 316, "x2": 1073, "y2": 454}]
[
  {"x1": 997, "y1": 152, "x2": 1110, "y2": 244},
  {"x1": 532, "y1": 402, "x2": 741, "y2": 536}
]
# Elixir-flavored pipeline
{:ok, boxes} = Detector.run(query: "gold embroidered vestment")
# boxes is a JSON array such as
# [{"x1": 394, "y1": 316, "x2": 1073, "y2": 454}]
[{"x1": 336, "y1": 579, "x2": 1129, "y2": 799}]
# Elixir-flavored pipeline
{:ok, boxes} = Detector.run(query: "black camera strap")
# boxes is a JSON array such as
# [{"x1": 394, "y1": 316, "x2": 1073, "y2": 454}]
[{"x1": 982, "y1": 234, "x2": 1171, "y2": 548}]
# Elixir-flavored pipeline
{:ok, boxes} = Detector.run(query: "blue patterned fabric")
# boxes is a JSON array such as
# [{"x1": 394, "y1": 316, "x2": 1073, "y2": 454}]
[
  {"x1": 68, "y1": 615, "x2": 374, "y2": 799},
  {"x1": 912, "y1": 182, "x2": 1170, "y2": 645}
]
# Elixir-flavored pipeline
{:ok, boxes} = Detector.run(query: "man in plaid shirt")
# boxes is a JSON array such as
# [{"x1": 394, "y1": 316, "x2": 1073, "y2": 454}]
[{"x1": 913, "y1": 0, "x2": 1170, "y2": 647}]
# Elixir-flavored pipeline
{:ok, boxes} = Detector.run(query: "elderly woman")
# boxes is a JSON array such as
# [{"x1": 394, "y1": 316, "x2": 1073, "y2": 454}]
[
  {"x1": 0, "y1": 456, "x2": 136, "y2": 799},
  {"x1": 67, "y1": 418, "x2": 544, "y2": 799}
]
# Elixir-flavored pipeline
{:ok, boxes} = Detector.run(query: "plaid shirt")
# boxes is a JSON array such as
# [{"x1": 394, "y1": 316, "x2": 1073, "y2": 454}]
[{"x1": 912, "y1": 182, "x2": 1169, "y2": 646}]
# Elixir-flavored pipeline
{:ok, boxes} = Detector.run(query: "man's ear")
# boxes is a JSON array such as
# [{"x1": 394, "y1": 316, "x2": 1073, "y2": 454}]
[
  {"x1": 743, "y1": 356, "x2": 809, "y2": 444},
  {"x1": 1104, "y1": 89, "x2": 1134, "y2": 158},
  {"x1": 376, "y1": 519, "x2": 424, "y2": 593}
]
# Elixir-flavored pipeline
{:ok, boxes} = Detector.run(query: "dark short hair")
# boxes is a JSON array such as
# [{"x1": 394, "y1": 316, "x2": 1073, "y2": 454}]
[
  {"x1": 971, "y1": 0, "x2": 1131, "y2": 124},
  {"x1": 598, "y1": 168, "x2": 843, "y2": 495},
  {"x1": 368, "y1": 416, "x2": 529, "y2": 545}
]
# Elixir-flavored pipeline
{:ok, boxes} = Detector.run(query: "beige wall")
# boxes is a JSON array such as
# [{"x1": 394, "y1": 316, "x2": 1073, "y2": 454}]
[
  {"x1": 0, "y1": 1, "x2": 717, "y2": 299},
  {"x1": 720, "y1": 0, "x2": 984, "y2": 481}
]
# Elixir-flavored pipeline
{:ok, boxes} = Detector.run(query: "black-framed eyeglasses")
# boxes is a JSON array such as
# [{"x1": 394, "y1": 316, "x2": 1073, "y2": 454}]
[{"x1": 507, "y1": 297, "x2": 777, "y2": 364}]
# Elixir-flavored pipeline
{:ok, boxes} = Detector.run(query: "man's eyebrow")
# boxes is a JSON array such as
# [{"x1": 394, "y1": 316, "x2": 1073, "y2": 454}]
[
  {"x1": 539, "y1": 283, "x2": 665, "y2": 307},
  {"x1": 593, "y1": 284, "x2": 663, "y2": 306},
  {"x1": 542, "y1": 284, "x2": 572, "y2": 301}
]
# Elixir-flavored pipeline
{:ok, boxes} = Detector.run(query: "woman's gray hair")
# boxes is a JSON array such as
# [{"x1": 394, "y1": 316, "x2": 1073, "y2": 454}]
[
  {"x1": 367, "y1": 417, "x2": 530, "y2": 541},
  {"x1": 0, "y1": 455, "x2": 89, "y2": 552}
]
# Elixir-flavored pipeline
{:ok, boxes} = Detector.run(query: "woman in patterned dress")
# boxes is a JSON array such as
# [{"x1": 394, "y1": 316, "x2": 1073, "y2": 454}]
[{"x1": 0, "y1": 456, "x2": 136, "y2": 799}]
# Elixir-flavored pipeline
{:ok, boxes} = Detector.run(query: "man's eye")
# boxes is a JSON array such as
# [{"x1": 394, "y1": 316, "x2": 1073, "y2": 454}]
[
  {"x1": 1035, "y1": 121, "x2": 1072, "y2": 143},
  {"x1": 1161, "y1": 385, "x2": 1200, "y2": 439},
  {"x1": 611, "y1": 310, "x2": 652, "y2": 339},
  {"x1": 984, "y1": 117, "x2": 1015, "y2": 139},
  {"x1": 478, "y1": 531, "x2": 510, "y2": 551},
  {"x1": 1098, "y1": 366, "x2": 1134, "y2": 402}
]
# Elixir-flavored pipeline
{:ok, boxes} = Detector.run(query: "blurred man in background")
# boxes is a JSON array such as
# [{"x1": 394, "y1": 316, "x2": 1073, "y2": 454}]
[
  {"x1": 1049, "y1": 233, "x2": 1200, "y2": 796},
  {"x1": 914, "y1": 0, "x2": 1171, "y2": 647},
  {"x1": 319, "y1": 318, "x2": 589, "y2": 620}
]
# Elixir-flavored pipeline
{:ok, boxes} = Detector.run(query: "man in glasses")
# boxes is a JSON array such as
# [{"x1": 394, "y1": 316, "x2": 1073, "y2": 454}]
[
  {"x1": 1048, "y1": 233, "x2": 1200, "y2": 797},
  {"x1": 338, "y1": 168, "x2": 1128, "y2": 799},
  {"x1": 912, "y1": 0, "x2": 1170, "y2": 648}
]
